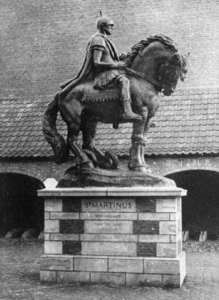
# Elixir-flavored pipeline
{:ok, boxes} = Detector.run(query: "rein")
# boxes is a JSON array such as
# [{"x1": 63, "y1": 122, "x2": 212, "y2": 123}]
[{"x1": 125, "y1": 67, "x2": 162, "y2": 88}]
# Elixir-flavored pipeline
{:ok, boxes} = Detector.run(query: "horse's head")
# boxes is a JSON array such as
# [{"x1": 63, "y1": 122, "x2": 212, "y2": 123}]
[
  {"x1": 124, "y1": 35, "x2": 188, "y2": 96},
  {"x1": 159, "y1": 53, "x2": 188, "y2": 96}
]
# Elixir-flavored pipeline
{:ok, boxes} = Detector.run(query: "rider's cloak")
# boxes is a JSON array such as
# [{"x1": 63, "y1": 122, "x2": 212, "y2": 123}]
[{"x1": 59, "y1": 32, "x2": 123, "y2": 96}]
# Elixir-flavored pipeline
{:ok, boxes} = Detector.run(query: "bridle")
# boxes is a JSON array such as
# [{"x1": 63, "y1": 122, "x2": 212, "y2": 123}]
[
  {"x1": 125, "y1": 67, "x2": 162, "y2": 88},
  {"x1": 125, "y1": 53, "x2": 183, "y2": 91}
]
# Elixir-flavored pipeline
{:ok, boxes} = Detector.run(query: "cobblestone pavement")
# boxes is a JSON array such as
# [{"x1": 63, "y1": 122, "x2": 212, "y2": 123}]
[{"x1": 0, "y1": 239, "x2": 219, "y2": 300}]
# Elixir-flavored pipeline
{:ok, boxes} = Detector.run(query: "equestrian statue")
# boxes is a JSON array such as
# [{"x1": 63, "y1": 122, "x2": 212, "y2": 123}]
[{"x1": 42, "y1": 14, "x2": 188, "y2": 185}]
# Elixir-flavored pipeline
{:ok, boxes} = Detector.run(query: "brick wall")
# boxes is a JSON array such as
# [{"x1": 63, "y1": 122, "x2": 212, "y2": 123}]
[
  {"x1": 1, "y1": 156, "x2": 219, "y2": 183},
  {"x1": 0, "y1": 0, "x2": 219, "y2": 98}
]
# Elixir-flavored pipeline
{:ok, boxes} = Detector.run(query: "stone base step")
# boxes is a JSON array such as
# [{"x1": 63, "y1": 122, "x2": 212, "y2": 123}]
[{"x1": 40, "y1": 251, "x2": 186, "y2": 287}]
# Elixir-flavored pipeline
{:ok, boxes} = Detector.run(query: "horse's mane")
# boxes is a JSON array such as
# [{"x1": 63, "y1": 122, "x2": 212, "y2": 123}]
[{"x1": 125, "y1": 34, "x2": 178, "y2": 67}]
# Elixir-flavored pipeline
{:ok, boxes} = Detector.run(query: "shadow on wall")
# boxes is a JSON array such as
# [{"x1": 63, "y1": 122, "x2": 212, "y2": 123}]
[
  {"x1": 166, "y1": 170, "x2": 219, "y2": 233},
  {"x1": 0, "y1": 173, "x2": 45, "y2": 237}
]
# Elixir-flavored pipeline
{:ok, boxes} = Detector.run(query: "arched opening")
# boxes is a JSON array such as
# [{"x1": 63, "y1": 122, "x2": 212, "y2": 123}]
[
  {"x1": 166, "y1": 170, "x2": 219, "y2": 234},
  {"x1": 0, "y1": 173, "x2": 45, "y2": 237}
]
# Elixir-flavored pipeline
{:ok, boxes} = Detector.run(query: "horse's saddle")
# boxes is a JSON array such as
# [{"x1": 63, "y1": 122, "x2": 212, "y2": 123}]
[{"x1": 81, "y1": 81, "x2": 120, "y2": 103}]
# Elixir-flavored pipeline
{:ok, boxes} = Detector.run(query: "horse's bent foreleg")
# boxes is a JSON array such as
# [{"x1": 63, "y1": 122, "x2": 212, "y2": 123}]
[
  {"x1": 82, "y1": 119, "x2": 100, "y2": 154},
  {"x1": 82, "y1": 118, "x2": 118, "y2": 169},
  {"x1": 67, "y1": 123, "x2": 94, "y2": 168},
  {"x1": 59, "y1": 92, "x2": 93, "y2": 168}
]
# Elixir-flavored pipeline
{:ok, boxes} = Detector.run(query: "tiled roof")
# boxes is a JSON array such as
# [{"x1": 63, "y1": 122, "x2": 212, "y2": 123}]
[
  {"x1": 1, "y1": 88, "x2": 219, "y2": 158},
  {"x1": 0, "y1": 97, "x2": 66, "y2": 158},
  {"x1": 96, "y1": 88, "x2": 219, "y2": 156}
]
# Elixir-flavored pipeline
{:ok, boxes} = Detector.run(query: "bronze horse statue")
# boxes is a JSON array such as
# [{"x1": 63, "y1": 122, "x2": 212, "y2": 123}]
[{"x1": 42, "y1": 35, "x2": 187, "y2": 172}]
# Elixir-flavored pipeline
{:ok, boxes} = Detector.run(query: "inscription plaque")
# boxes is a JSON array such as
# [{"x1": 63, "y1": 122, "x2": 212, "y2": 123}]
[
  {"x1": 84, "y1": 220, "x2": 133, "y2": 234},
  {"x1": 82, "y1": 199, "x2": 136, "y2": 212},
  {"x1": 81, "y1": 212, "x2": 137, "y2": 220},
  {"x1": 81, "y1": 233, "x2": 137, "y2": 242}
]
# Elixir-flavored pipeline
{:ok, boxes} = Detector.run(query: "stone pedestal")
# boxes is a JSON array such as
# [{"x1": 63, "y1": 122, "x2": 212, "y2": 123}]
[{"x1": 38, "y1": 187, "x2": 187, "y2": 287}]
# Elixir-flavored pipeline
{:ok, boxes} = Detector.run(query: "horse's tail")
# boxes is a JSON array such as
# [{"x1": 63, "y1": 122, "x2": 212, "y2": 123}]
[{"x1": 42, "y1": 93, "x2": 69, "y2": 164}]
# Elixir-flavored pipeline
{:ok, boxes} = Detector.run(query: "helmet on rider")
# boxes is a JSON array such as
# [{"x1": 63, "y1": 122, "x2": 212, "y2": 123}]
[{"x1": 96, "y1": 15, "x2": 114, "y2": 30}]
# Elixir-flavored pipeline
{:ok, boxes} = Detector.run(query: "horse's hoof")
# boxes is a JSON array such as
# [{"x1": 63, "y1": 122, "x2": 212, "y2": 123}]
[
  {"x1": 128, "y1": 164, "x2": 149, "y2": 173},
  {"x1": 80, "y1": 161, "x2": 94, "y2": 169}
]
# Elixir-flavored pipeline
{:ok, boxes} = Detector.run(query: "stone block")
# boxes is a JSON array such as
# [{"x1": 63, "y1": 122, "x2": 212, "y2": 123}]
[
  {"x1": 44, "y1": 241, "x2": 62, "y2": 254},
  {"x1": 45, "y1": 199, "x2": 62, "y2": 212},
  {"x1": 50, "y1": 234, "x2": 79, "y2": 241},
  {"x1": 60, "y1": 220, "x2": 84, "y2": 234},
  {"x1": 108, "y1": 257, "x2": 143, "y2": 273},
  {"x1": 170, "y1": 212, "x2": 181, "y2": 221},
  {"x1": 157, "y1": 243, "x2": 177, "y2": 258},
  {"x1": 81, "y1": 233, "x2": 138, "y2": 242},
  {"x1": 57, "y1": 271, "x2": 90, "y2": 283},
  {"x1": 178, "y1": 218, "x2": 182, "y2": 232},
  {"x1": 63, "y1": 241, "x2": 81, "y2": 255},
  {"x1": 41, "y1": 256, "x2": 73, "y2": 271},
  {"x1": 40, "y1": 271, "x2": 57, "y2": 283},
  {"x1": 179, "y1": 252, "x2": 186, "y2": 274},
  {"x1": 82, "y1": 242, "x2": 137, "y2": 256},
  {"x1": 44, "y1": 234, "x2": 50, "y2": 241},
  {"x1": 82, "y1": 199, "x2": 136, "y2": 212},
  {"x1": 159, "y1": 221, "x2": 177, "y2": 234},
  {"x1": 139, "y1": 213, "x2": 169, "y2": 221},
  {"x1": 44, "y1": 220, "x2": 59, "y2": 233},
  {"x1": 156, "y1": 199, "x2": 177, "y2": 212},
  {"x1": 137, "y1": 243, "x2": 156, "y2": 257},
  {"x1": 178, "y1": 239, "x2": 182, "y2": 255},
  {"x1": 84, "y1": 220, "x2": 132, "y2": 234},
  {"x1": 163, "y1": 274, "x2": 181, "y2": 287},
  {"x1": 136, "y1": 198, "x2": 156, "y2": 212},
  {"x1": 50, "y1": 212, "x2": 79, "y2": 220},
  {"x1": 80, "y1": 212, "x2": 137, "y2": 220},
  {"x1": 144, "y1": 259, "x2": 180, "y2": 274},
  {"x1": 63, "y1": 198, "x2": 81, "y2": 212},
  {"x1": 74, "y1": 257, "x2": 107, "y2": 272},
  {"x1": 180, "y1": 264, "x2": 186, "y2": 284},
  {"x1": 44, "y1": 212, "x2": 50, "y2": 220},
  {"x1": 91, "y1": 272, "x2": 125, "y2": 285},
  {"x1": 170, "y1": 232, "x2": 182, "y2": 243},
  {"x1": 177, "y1": 198, "x2": 182, "y2": 211},
  {"x1": 139, "y1": 235, "x2": 169, "y2": 243},
  {"x1": 126, "y1": 274, "x2": 162, "y2": 287},
  {"x1": 133, "y1": 221, "x2": 159, "y2": 235}
]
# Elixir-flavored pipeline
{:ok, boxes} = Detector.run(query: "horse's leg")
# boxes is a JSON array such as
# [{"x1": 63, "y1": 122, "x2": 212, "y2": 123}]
[
  {"x1": 82, "y1": 118, "x2": 118, "y2": 169},
  {"x1": 128, "y1": 107, "x2": 148, "y2": 172},
  {"x1": 140, "y1": 115, "x2": 154, "y2": 168},
  {"x1": 59, "y1": 92, "x2": 93, "y2": 168},
  {"x1": 82, "y1": 118, "x2": 97, "y2": 151},
  {"x1": 67, "y1": 122, "x2": 94, "y2": 168},
  {"x1": 140, "y1": 106, "x2": 157, "y2": 169},
  {"x1": 81, "y1": 118, "x2": 100, "y2": 165}
]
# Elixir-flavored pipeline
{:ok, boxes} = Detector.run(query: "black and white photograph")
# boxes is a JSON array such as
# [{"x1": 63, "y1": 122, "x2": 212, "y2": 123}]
[{"x1": 0, "y1": 0, "x2": 219, "y2": 299}]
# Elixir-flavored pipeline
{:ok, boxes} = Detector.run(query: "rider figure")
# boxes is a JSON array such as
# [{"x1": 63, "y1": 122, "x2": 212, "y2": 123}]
[
  {"x1": 92, "y1": 15, "x2": 141, "y2": 120},
  {"x1": 60, "y1": 15, "x2": 141, "y2": 121}
]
